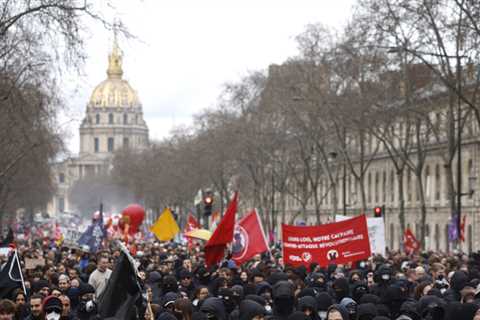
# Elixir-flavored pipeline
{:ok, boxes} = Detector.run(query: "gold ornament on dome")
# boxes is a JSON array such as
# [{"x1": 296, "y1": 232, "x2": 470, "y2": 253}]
[{"x1": 88, "y1": 36, "x2": 140, "y2": 109}]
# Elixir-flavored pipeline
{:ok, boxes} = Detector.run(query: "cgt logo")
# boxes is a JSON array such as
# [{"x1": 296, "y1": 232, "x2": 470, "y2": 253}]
[
  {"x1": 302, "y1": 252, "x2": 312, "y2": 262},
  {"x1": 327, "y1": 249, "x2": 339, "y2": 261}
]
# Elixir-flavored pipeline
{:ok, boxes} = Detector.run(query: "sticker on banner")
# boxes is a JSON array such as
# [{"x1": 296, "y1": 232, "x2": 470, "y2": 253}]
[{"x1": 327, "y1": 249, "x2": 339, "y2": 261}]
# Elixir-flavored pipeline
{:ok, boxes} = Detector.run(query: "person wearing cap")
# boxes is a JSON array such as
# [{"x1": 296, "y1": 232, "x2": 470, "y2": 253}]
[
  {"x1": 179, "y1": 270, "x2": 195, "y2": 298},
  {"x1": 87, "y1": 256, "x2": 111, "y2": 299}
]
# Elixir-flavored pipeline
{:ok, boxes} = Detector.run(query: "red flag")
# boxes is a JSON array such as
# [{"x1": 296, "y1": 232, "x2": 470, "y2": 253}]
[
  {"x1": 460, "y1": 215, "x2": 466, "y2": 242},
  {"x1": 403, "y1": 228, "x2": 420, "y2": 254},
  {"x1": 282, "y1": 215, "x2": 371, "y2": 267},
  {"x1": 205, "y1": 192, "x2": 238, "y2": 267},
  {"x1": 184, "y1": 213, "x2": 201, "y2": 248},
  {"x1": 232, "y1": 210, "x2": 269, "y2": 265}
]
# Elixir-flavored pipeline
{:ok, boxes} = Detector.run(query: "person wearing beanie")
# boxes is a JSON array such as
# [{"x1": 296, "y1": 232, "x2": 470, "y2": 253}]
[
  {"x1": 356, "y1": 303, "x2": 377, "y2": 320},
  {"x1": 43, "y1": 296, "x2": 63, "y2": 320},
  {"x1": 32, "y1": 280, "x2": 50, "y2": 298},
  {"x1": 75, "y1": 284, "x2": 98, "y2": 320},
  {"x1": 316, "y1": 292, "x2": 333, "y2": 320}
]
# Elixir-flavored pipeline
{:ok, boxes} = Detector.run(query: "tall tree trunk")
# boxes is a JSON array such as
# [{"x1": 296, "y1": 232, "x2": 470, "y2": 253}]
[
  {"x1": 416, "y1": 174, "x2": 427, "y2": 249},
  {"x1": 397, "y1": 170, "x2": 406, "y2": 239}
]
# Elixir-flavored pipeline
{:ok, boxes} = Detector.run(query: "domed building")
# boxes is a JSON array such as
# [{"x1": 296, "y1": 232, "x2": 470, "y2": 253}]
[{"x1": 47, "y1": 40, "x2": 149, "y2": 215}]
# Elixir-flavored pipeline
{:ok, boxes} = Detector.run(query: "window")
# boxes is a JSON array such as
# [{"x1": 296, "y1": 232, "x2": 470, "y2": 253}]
[
  {"x1": 124, "y1": 113, "x2": 128, "y2": 124},
  {"x1": 95, "y1": 114, "x2": 100, "y2": 124},
  {"x1": 436, "y1": 113, "x2": 442, "y2": 132},
  {"x1": 390, "y1": 223, "x2": 395, "y2": 249},
  {"x1": 375, "y1": 172, "x2": 379, "y2": 202},
  {"x1": 108, "y1": 137, "x2": 114, "y2": 152},
  {"x1": 59, "y1": 173, "x2": 65, "y2": 183},
  {"x1": 58, "y1": 197, "x2": 65, "y2": 213},
  {"x1": 94, "y1": 138, "x2": 99, "y2": 153},
  {"x1": 382, "y1": 171, "x2": 387, "y2": 203},
  {"x1": 435, "y1": 224, "x2": 440, "y2": 251},
  {"x1": 108, "y1": 113, "x2": 114, "y2": 124},
  {"x1": 390, "y1": 170, "x2": 395, "y2": 203},
  {"x1": 425, "y1": 224, "x2": 430, "y2": 250},
  {"x1": 468, "y1": 224, "x2": 473, "y2": 253},
  {"x1": 123, "y1": 137, "x2": 129, "y2": 148},
  {"x1": 435, "y1": 164, "x2": 441, "y2": 201},
  {"x1": 445, "y1": 224, "x2": 450, "y2": 253},
  {"x1": 407, "y1": 170, "x2": 412, "y2": 202},
  {"x1": 468, "y1": 159, "x2": 473, "y2": 199},
  {"x1": 424, "y1": 165, "x2": 430, "y2": 201}
]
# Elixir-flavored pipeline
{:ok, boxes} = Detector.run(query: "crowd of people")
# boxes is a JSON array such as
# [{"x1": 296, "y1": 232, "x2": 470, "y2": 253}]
[{"x1": 1, "y1": 235, "x2": 480, "y2": 320}]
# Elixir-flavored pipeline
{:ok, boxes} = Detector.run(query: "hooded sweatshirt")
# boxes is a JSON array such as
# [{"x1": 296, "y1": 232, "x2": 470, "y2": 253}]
[
  {"x1": 356, "y1": 303, "x2": 377, "y2": 320},
  {"x1": 273, "y1": 281, "x2": 295, "y2": 320},
  {"x1": 326, "y1": 304, "x2": 349, "y2": 320},
  {"x1": 444, "y1": 271, "x2": 468, "y2": 302},
  {"x1": 297, "y1": 296, "x2": 319, "y2": 320},
  {"x1": 200, "y1": 297, "x2": 226, "y2": 320},
  {"x1": 239, "y1": 300, "x2": 266, "y2": 320}
]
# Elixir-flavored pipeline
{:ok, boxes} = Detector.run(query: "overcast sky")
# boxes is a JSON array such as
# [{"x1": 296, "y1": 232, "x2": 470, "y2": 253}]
[{"x1": 62, "y1": 0, "x2": 355, "y2": 154}]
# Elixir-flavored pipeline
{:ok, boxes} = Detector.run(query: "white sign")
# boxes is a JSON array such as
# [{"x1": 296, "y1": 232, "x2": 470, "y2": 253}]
[{"x1": 336, "y1": 215, "x2": 386, "y2": 256}]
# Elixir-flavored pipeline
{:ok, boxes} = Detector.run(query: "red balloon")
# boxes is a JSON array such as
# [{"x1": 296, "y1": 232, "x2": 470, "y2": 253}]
[{"x1": 121, "y1": 204, "x2": 145, "y2": 234}]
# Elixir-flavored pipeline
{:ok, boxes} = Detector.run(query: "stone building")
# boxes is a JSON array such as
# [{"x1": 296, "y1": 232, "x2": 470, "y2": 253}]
[
  {"x1": 47, "y1": 40, "x2": 149, "y2": 215},
  {"x1": 266, "y1": 63, "x2": 480, "y2": 253}
]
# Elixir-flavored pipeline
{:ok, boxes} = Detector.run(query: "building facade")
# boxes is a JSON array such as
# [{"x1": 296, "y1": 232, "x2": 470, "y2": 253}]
[
  {"x1": 47, "y1": 40, "x2": 149, "y2": 215},
  {"x1": 264, "y1": 63, "x2": 480, "y2": 254}
]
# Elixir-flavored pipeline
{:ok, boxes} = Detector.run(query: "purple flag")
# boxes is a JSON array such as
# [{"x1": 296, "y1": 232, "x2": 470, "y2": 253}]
[{"x1": 448, "y1": 215, "x2": 458, "y2": 241}]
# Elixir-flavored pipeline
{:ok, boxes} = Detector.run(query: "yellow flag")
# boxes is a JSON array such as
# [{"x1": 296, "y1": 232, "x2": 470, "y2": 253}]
[{"x1": 150, "y1": 208, "x2": 180, "y2": 241}]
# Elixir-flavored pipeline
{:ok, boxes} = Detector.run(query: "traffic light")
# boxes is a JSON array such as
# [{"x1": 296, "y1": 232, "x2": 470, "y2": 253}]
[
  {"x1": 203, "y1": 193, "x2": 214, "y2": 216},
  {"x1": 374, "y1": 206, "x2": 384, "y2": 217}
]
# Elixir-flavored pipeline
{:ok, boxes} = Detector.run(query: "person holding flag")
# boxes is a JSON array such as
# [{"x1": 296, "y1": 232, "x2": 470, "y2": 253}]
[
  {"x1": 232, "y1": 210, "x2": 269, "y2": 266},
  {"x1": 0, "y1": 249, "x2": 26, "y2": 300},
  {"x1": 78, "y1": 206, "x2": 107, "y2": 253},
  {"x1": 183, "y1": 212, "x2": 201, "y2": 249},
  {"x1": 204, "y1": 191, "x2": 238, "y2": 267}
]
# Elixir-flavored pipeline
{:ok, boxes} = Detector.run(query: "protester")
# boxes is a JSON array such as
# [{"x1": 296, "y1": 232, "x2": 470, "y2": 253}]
[
  {"x1": 3, "y1": 207, "x2": 480, "y2": 320},
  {"x1": 87, "y1": 257, "x2": 111, "y2": 299}
]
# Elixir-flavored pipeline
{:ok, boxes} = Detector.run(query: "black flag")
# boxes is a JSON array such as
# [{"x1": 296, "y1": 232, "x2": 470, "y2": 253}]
[
  {"x1": 97, "y1": 244, "x2": 145, "y2": 319},
  {"x1": 0, "y1": 250, "x2": 25, "y2": 299}
]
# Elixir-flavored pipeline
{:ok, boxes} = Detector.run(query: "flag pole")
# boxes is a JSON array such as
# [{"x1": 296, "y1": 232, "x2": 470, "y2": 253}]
[{"x1": 13, "y1": 250, "x2": 26, "y2": 295}]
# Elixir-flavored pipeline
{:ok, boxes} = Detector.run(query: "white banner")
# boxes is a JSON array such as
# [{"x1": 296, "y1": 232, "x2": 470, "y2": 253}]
[{"x1": 336, "y1": 215, "x2": 386, "y2": 256}]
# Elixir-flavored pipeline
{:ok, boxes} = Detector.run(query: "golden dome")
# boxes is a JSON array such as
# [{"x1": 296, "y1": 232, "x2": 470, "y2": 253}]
[{"x1": 88, "y1": 40, "x2": 140, "y2": 108}]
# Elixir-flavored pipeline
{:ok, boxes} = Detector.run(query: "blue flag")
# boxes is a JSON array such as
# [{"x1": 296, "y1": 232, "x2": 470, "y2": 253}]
[{"x1": 78, "y1": 215, "x2": 106, "y2": 253}]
